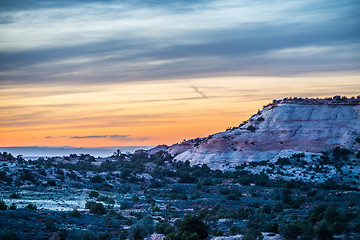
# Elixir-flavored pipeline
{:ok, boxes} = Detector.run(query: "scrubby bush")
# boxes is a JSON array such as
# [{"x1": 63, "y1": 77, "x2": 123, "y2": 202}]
[
  {"x1": 155, "y1": 221, "x2": 175, "y2": 235},
  {"x1": 279, "y1": 222, "x2": 303, "y2": 240},
  {"x1": 165, "y1": 231, "x2": 200, "y2": 240},
  {"x1": 314, "y1": 220, "x2": 332, "y2": 240},
  {"x1": 66, "y1": 229, "x2": 97, "y2": 240},
  {"x1": 90, "y1": 174, "x2": 104, "y2": 183},
  {"x1": 9, "y1": 193, "x2": 20, "y2": 199},
  {"x1": 0, "y1": 228, "x2": 19, "y2": 240},
  {"x1": 45, "y1": 220, "x2": 57, "y2": 231},
  {"x1": 247, "y1": 125, "x2": 256, "y2": 132},
  {"x1": 229, "y1": 225, "x2": 242, "y2": 235},
  {"x1": 0, "y1": 170, "x2": 12, "y2": 184},
  {"x1": 242, "y1": 227, "x2": 263, "y2": 240},
  {"x1": 47, "y1": 180, "x2": 56, "y2": 186},
  {"x1": 129, "y1": 219, "x2": 153, "y2": 240},
  {"x1": 69, "y1": 208, "x2": 81, "y2": 218},
  {"x1": 26, "y1": 203, "x2": 37, "y2": 210},
  {"x1": 9, "y1": 203, "x2": 17, "y2": 210},
  {"x1": 20, "y1": 169, "x2": 35, "y2": 182},
  {"x1": 276, "y1": 157, "x2": 291, "y2": 166},
  {"x1": 97, "y1": 195, "x2": 108, "y2": 201},
  {"x1": 0, "y1": 200, "x2": 7, "y2": 210},
  {"x1": 105, "y1": 197, "x2": 115, "y2": 204},
  {"x1": 178, "y1": 174, "x2": 197, "y2": 183},
  {"x1": 177, "y1": 215, "x2": 209, "y2": 240},
  {"x1": 149, "y1": 180, "x2": 163, "y2": 188},
  {"x1": 85, "y1": 201, "x2": 106, "y2": 214},
  {"x1": 88, "y1": 190, "x2": 99, "y2": 198}
]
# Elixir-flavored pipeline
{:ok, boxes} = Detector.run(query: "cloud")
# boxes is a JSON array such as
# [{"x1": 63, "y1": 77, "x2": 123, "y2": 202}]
[
  {"x1": 0, "y1": 0, "x2": 359, "y2": 85},
  {"x1": 71, "y1": 135, "x2": 129, "y2": 139},
  {"x1": 190, "y1": 84, "x2": 208, "y2": 99},
  {"x1": 69, "y1": 135, "x2": 149, "y2": 141},
  {"x1": 44, "y1": 136, "x2": 68, "y2": 139}
]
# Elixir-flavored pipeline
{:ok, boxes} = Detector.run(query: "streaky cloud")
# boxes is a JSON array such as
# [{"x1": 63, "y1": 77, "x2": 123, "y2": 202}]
[
  {"x1": 0, "y1": 0, "x2": 359, "y2": 84},
  {"x1": 71, "y1": 135, "x2": 130, "y2": 139}
]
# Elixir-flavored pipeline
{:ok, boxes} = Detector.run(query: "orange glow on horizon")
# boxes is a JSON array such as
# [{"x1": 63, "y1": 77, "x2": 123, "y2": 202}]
[{"x1": 1, "y1": 74, "x2": 359, "y2": 148}]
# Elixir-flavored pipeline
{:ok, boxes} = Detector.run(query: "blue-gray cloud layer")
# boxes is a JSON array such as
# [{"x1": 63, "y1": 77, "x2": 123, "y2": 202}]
[{"x1": 0, "y1": 0, "x2": 359, "y2": 84}]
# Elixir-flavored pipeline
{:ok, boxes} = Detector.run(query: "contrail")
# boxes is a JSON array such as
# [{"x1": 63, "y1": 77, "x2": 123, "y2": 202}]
[
  {"x1": 190, "y1": 84, "x2": 208, "y2": 99},
  {"x1": 188, "y1": 80, "x2": 232, "y2": 125}
]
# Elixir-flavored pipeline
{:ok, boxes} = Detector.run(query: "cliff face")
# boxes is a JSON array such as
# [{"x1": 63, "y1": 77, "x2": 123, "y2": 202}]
[{"x1": 150, "y1": 97, "x2": 360, "y2": 169}]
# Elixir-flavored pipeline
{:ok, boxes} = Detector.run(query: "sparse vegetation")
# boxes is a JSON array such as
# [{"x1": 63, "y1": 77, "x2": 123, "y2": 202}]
[{"x1": 0, "y1": 141, "x2": 359, "y2": 239}]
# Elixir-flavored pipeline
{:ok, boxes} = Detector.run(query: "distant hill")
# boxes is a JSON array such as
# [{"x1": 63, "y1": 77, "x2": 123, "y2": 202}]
[{"x1": 149, "y1": 96, "x2": 360, "y2": 169}]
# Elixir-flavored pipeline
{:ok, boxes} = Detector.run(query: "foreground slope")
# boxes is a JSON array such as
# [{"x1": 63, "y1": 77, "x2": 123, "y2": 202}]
[{"x1": 150, "y1": 97, "x2": 360, "y2": 169}]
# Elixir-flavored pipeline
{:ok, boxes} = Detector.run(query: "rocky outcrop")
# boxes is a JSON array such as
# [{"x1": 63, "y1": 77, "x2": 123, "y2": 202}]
[{"x1": 150, "y1": 97, "x2": 360, "y2": 169}]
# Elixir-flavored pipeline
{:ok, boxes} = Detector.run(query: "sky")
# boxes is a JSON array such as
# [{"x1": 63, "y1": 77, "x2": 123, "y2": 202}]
[{"x1": 0, "y1": 0, "x2": 359, "y2": 151}]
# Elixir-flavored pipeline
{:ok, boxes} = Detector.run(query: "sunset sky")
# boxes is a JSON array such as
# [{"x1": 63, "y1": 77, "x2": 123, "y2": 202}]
[{"x1": 0, "y1": 0, "x2": 359, "y2": 149}]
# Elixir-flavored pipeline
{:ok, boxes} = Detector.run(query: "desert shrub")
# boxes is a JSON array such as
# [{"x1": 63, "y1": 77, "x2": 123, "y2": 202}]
[
  {"x1": 47, "y1": 180, "x2": 56, "y2": 186},
  {"x1": 332, "y1": 147, "x2": 351, "y2": 158},
  {"x1": 0, "y1": 200, "x2": 7, "y2": 210},
  {"x1": 0, "y1": 228, "x2": 19, "y2": 240},
  {"x1": 55, "y1": 168, "x2": 64, "y2": 175},
  {"x1": 9, "y1": 193, "x2": 20, "y2": 199},
  {"x1": 282, "y1": 194, "x2": 293, "y2": 205},
  {"x1": 314, "y1": 220, "x2": 332, "y2": 240},
  {"x1": 105, "y1": 218, "x2": 119, "y2": 228},
  {"x1": 177, "y1": 214, "x2": 209, "y2": 240},
  {"x1": 263, "y1": 222, "x2": 278, "y2": 233},
  {"x1": 85, "y1": 201, "x2": 106, "y2": 214},
  {"x1": 88, "y1": 191, "x2": 99, "y2": 198},
  {"x1": 226, "y1": 193, "x2": 240, "y2": 200},
  {"x1": 242, "y1": 227, "x2": 263, "y2": 240},
  {"x1": 129, "y1": 219, "x2": 153, "y2": 240},
  {"x1": 145, "y1": 195, "x2": 155, "y2": 204},
  {"x1": 67, "y1": 171, "x2": 77, "y2": 179},
  {"x1": 66, "y1": 229, "x2": 97, "y2": 240},
  {"x1": 0, "y1": 171, "x2": 12, "y2": 184},
  {"x1": 279, "y1": 223, "x2": 303, "y2": 240},
  {"x1": 90, "y1": 174, "x2": 104, "y2": 183},
  {"x1": 276, "y1": 157, "x2": 291, "y2": 166},
  {"x1": 97, "y1": 195, "x2": 108, "y2": 201},
  {"x1": 20, "y1": 169, "x2": 35, "y2": 182},
  {"x1": 307, "y1": 189, "x2": 317, "y2": 197},
  {"x1": 165, "y1": 231, "x2": 200, "y2": 240},
  {"x1": 233, "y1": 207, "x2": 251, "y2": 220},
  {"x1": 120, "y1": 200, "x2": 132, "y2": 210},
  {"x1": 331, "y1": 221, "x2": 346, "y2": 235},
  {"x1": 197, "y1": 178, "x2": 214, "y2": 187},
  {"x1": 9, "y1": 203, "x2": 17, "y2": 210},
  {"x1": 219, "y1": 188, "x2": 231, "y2": 195},
  {"x1": 105, "y1": 197, "x2": 115, "y2": 204},
  {"x1": 229, "y1": 225, "x2": 242, "y2": 235},
  {"x1": 0, "y1": 171, "x2": 6, "y2": 180},
  {"x1": 150, "y1": 150, "x2": 173, "y2": 166},
  {"x1": 132, "y1": 196, "x2": 140, "y2": 202},
  {"x1": 247, "y1": 125, "x2": 256, "y2": 132},
  {"x1": 149, "y1": 180, "x2": 163, "y2": 188},
  {"x1": 155, "y1": 221, "x2": 174, "y2": 235},
  {"x1": 26, "y1": 203, "x2": 37, "y2": 210},
  {"x1": 153, "y1": 206, "x2": 161, "y2": 212},
  {"x1": 178, "y1": 173, "x2": 197, "y2": 183},
  {"x1": 69, "y1": 208, "x2": 81, "y2": 218},
  {"x1": 45, "y1": 220, "x2": 57, "y2": 231}
]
